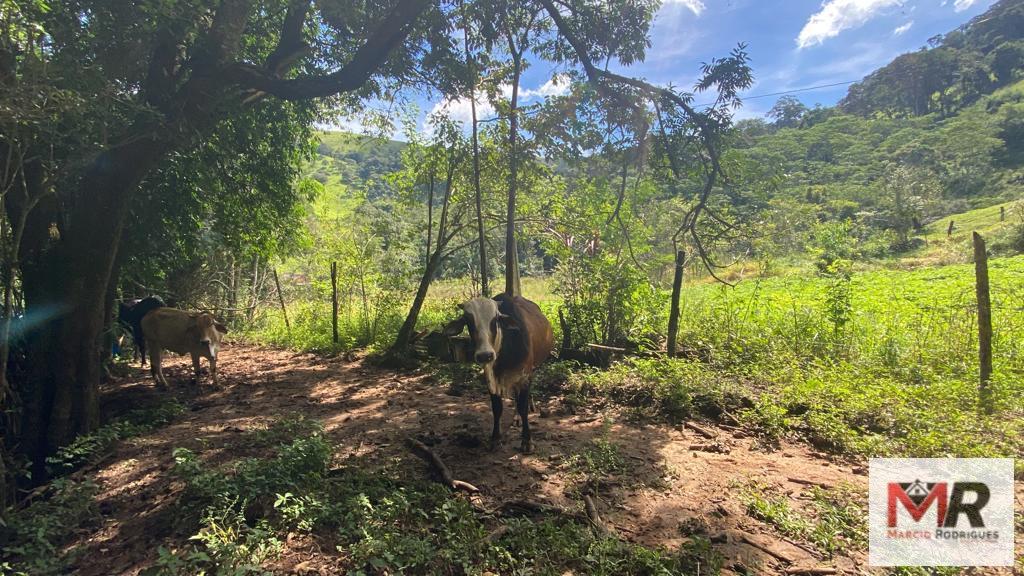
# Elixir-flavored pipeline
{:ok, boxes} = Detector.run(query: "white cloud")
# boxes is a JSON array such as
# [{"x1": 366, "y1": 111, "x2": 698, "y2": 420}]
[
  {"x1": 893, "y1": 20, "x2": 913, "y2": 35},
  {"x1": 427, "y1": 74, "x2": 571, "y2": 130},
  {"x1": 427, "y1": 91, "x2": 496, "y2": 127},
  {"x1": 520, "y1": 74, "x2": 572, "y2": 99},
  {"x1": 661, "y1": 0, "x2": 705, "y2": 16},
  {"x1": 796, "y1": 0, "x2": 903, "y2": 49},
  {"x1": 953, "y1": 0, "x2": 979, "y2": 11}
]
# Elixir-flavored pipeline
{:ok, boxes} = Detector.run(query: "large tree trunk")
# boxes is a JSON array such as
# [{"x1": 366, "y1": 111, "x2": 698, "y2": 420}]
[
  {"x1": 20, "y1": 136, "x2": 171, "y2": 481},
  {"x1": 504, "y1": 52, "x2": 523, "y2": 297}
]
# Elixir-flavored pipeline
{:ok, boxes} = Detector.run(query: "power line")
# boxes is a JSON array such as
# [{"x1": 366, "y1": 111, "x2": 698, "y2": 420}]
[
  {"x1": 695, "y1": 79, "x2": 858, "y2": 108},
  {"x1": 469, "y1": 79, "x2": 860, "y2": 124}
]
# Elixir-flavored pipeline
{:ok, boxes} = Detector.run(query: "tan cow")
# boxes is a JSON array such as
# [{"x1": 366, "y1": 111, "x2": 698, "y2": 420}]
[{"x1": 141, "y1": 308, "x2": 228, "y2": 387}]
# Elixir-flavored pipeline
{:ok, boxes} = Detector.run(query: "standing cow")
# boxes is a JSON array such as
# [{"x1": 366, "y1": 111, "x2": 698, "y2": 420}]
[
  {"x1": 141, "y1": 308, "x2": 228, "y2": 387},
  {"x1": 118, "y1": 295, "x2": 165, "y2": 365},
  {"x1": 444, "y1": 293, "x2": 553, "y2": 453}
]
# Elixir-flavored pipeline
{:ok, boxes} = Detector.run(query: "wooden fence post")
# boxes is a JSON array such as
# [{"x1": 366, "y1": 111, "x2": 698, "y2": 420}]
[
  {"x1": 666, "y1": 250, "x2": 685, "y2": 358},
  {"x1": 947, "y1": 220, "x2": 955, "y2": 237},
  {"x1": 272, "y1": 268, "x2": 290, "y2": 332},
  {"x1": 973, "y1": 232, "x2": 993, "y2": 414},
  {"x1": 331, "y1": 261, "x2": 339, "y2": 344}
]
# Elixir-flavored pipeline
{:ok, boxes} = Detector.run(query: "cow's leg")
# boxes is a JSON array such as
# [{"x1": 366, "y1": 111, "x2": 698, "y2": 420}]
[
  {"x1": 135, "y1": 327, "x2": 146, "y2": 366},
  {"x1": 517, "y1": 387, "x2": 533, "y2": 454},
  {"x1": 489, "y1": 393, "x2": 504, "y2": 450},
  {"x1": 150, "y1": 349, "x2": 165, "y2": 389},
  {"x1": 210, "y1": 356, "x2": 218, "y2": 385},
  {"x1": 190, "y1": 352, "x2": 201, "y2": 383}
]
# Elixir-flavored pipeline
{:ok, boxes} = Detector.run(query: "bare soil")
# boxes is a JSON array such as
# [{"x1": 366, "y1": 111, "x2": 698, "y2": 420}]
[{"x1": 65, "y1": 343, "x2": 1022, "y2": 575}]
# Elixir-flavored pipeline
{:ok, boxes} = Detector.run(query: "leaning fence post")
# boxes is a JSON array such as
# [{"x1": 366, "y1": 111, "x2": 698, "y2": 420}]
[
  {"x1": 331, "y1": 261, "x2": 339, "y2": 344},
  {"x1": 972, "y1": 232, "x2": 993, "y2": 415},
  {"x1": 666, "y1": 250, "x2": 685, "y2": 358},
  {"x1": 272, "y1": 268, "x2": 290, "y2": 332}
]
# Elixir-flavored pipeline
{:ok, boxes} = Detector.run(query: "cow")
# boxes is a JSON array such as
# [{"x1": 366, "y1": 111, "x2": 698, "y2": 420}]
[
  {"x1": 117, "y1": 296, "x2": 165, "y2": 366},
  {"x1": 141, "y1": 307, "x2": 228, "y2": 388},
  {"x1": 443, "y1": 293, "x2": 553, "y2": 453}
]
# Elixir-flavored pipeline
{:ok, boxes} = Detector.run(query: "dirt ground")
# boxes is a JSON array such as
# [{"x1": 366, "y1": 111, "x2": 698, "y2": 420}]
[{"x1": 65, "y1": 342, "x2": 1021, "y2": 575}]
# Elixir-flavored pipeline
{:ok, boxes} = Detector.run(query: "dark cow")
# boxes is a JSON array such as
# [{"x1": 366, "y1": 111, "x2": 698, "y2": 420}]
[
  {"x1": 444, "y1": 293, "x2": 553, "y2": 453},
  {"x1": 117, "y1": 296, "x2": 165, "y2": 366}
]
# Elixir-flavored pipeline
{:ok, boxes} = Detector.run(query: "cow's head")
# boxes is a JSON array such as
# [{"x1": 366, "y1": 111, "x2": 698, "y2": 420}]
[
  {"x1": 443, "y1": 297, "x2": 518, "y2": 365},
  {"x1": 192, "y1": 313, "x2": 228, "y2": 357}
]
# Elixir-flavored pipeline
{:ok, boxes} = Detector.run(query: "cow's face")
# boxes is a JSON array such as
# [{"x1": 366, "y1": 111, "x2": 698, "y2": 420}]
[
  {"x1": 443, "y1": 297, "x2": 517, "y2": 365},
  {"x1": 193, "y1": 314, "x2": 228, "y2": 358}
]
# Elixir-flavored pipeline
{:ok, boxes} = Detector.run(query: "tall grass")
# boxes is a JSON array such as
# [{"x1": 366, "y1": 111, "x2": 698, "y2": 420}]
[{"x1": 672, "y1": 255, "x2": 1024, "y2": 458}]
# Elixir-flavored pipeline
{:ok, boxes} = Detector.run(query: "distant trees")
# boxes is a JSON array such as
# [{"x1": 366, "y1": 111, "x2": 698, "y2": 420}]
[
  {"x1": 768, "y1": 96, "x2": 809, "y2": 128},
  {"x1": 840, "y1": 0, "x2": 1022, "y2": 118}
]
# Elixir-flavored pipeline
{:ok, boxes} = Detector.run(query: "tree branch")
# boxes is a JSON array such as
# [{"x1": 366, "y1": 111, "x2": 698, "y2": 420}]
[
  {"x1": 224, "y1": 0, "x2": 430, "y2": 100},
  {"x1": 265, "y1": 0, "x2": 312, "y2": 76}
]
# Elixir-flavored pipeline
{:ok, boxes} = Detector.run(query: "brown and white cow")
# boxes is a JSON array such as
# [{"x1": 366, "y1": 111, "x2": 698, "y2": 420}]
[
  {"x1": 444, "y1": 293, "x2": 553, "y2": 453},
  {"x1": 141, "y1": 308, "x2": 228, "y2": 388}
]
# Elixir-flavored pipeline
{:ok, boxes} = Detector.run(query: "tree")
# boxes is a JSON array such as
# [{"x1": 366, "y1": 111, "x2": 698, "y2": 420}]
[
  {"x1": 389, "y1": 116, "x2": 473, "y2": 353},
  {"x1": 767, "y1": 96, "x2": 808, "y2": 129},
  {"x1": 1, "y1": 0, "x2": 450, "y2": 481}
]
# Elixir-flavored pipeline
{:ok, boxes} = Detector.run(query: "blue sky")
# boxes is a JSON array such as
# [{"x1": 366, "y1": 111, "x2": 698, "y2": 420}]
[{"x1": 334, "y1": 0, "x2": 997, "y2": 136}]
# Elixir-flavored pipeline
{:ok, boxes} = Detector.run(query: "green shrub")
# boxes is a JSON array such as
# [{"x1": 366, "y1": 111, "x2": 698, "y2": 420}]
[
  {"x1": 0, "y1": 479, "x2": 99, "y2": 576},
  {"x1": 47, "y1": 400, "x2": 185, "y2": 476}
]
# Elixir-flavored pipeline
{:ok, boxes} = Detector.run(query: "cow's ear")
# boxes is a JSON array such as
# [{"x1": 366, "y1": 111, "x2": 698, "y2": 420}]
[
  {"x1": 442, "y1": 317, "x2": 466, "y2": 336},
  {"x1": 497, "y1": 313, "x2": 519, "y2": 330},
  {"x1": 215, "y1": 323, "x2": 229, "y2": 334}
]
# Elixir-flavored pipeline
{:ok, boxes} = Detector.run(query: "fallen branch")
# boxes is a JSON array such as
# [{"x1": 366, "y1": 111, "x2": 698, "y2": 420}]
[
  {"x1": 785, "y1": 567, "x2": 836, "y2": 575},
  {"x1": 585, "y1": 343, "x2": 627, "y2": 352},
  {"x1": 721, "y1": 410, "x2": 741, "y2": 426},
  {"x1": 685, "y1": 421, "x2": 717, "y2": 439},
  {"x1": 782, "y1": 536, "x2": 821, "y2": 558},
  {"x1": 405, "y1": 437, "x2": 479, "y2": 493},
  {"x1": 582, "y1": 494, "x2": 607, "y2": 535},
  {"x1": 482, "y1": 524, "x2": 510, "y2": 543},
  {"x1": 786, "y1": 477, "x2": 831, "y2": 489},
  {"x1": 740, "y1": 532, "x2": 796, "y2": 563}
]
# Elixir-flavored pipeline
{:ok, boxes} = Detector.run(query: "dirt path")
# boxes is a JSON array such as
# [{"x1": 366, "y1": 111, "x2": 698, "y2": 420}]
[{"x1": 66, "y1": 343, "x2": 1018, "y2": 575}]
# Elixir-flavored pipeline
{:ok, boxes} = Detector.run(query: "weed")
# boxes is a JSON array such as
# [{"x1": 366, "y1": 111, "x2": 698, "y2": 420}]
[
  {"x1": 46, "y1": 400, "x2": 186, "y2": 476},
  {"x1": 0, "y1": 479, "x2": 99, "y2": 576},
  {"x1": 155, "y1": 418, "x2": 721, "y2": 575}
]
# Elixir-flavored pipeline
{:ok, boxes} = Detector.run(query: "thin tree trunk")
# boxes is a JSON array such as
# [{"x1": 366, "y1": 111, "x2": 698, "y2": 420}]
[
  {"x1": 391, "y1": 152, "x2": 458, "y2": 353},
  {"x1": 505, "y1": 51, "x2": 523, "y2": 297},
  {"x1": 666, "y1": 250, "x2": 686, "y2": 357},
  {"x1": 426, "y1": 173, "x2": 435, "y2": 267},
  {"x1": 463, "y1": 17, "x2": 488, "y2": 296},
  {"x1": 392, "y1": 251, "x2": 444, "y2": 353},
  {"x1": 331, "y1": 261, "x2": 339, "y2": 344},
  {"x1": 973, "y1": 232, "x2": 993, "y2": 414},
  {"x1": 272, "y1": 268, "x2": 289, "y2": 332}
]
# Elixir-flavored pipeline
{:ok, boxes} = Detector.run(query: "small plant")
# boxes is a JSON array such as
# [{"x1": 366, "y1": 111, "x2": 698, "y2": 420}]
[
  {"x1": 822, "y1": 259, "x2": 853, "y2": 340},
  {"x1": 251, "y1": 413, "x2": 323, "y2": 446},
  {"x1": 564, "y1": 422, "x2": 626, "y2": 485},
  {"x1": 0, "y1": 479, "x2": 99, "y2": 576},
  {"x1": 807, "y1": 485, "x2": 867, "y2": 555},
  {"x1": 741, "y1": 482, "x2": 811, "y2": 540},
  {"x1": 47, "y1": 400, "x2": 185, "y2": 476}
]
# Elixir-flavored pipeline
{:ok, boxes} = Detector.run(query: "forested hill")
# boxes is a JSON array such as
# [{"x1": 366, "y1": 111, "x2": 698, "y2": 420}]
[
  {"x1": 840, "y1": 0, "x2": 1024, "y2": 118},
  {"x1": 306, "y1": 0, "x2": 1024, "y2": 262},
  {"x1": 308, "y1": 132, "x2": 406, "y2": 201}
]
